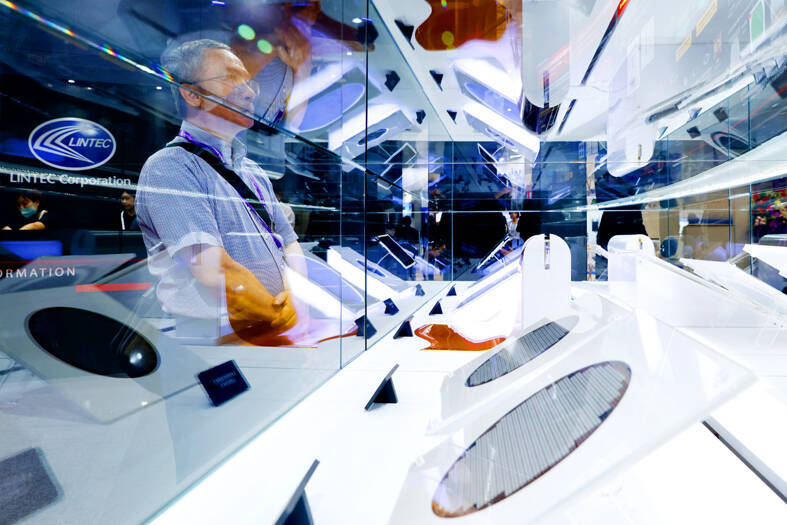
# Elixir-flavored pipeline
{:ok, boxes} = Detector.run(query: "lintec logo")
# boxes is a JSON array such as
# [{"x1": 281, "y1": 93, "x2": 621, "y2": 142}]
[{"x1": 28, "y1": 118, "x2": 116, "y2": 171}]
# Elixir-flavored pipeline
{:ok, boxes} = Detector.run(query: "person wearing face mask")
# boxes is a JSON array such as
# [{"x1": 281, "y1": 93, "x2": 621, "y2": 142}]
[
  {"x1": 136, "y1": 39, "x2": 305, "y2": 344},
  {"x1": 2, "y1": 190, "x2": 52, "y2": 231}
]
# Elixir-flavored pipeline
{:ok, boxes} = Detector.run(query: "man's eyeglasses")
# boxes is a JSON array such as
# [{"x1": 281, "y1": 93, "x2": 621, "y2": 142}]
[{"x1": 189, "y1": 75, "x2": 260, "y2": 100}]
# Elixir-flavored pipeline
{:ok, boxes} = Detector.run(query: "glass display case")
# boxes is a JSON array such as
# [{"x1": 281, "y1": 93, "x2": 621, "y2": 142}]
[
  {"x1": 0, "y1": 1, "x2": 785, "y2": 524},
  {"x1": 0, "y1": 1, "x2": 447, "y2": 521}
]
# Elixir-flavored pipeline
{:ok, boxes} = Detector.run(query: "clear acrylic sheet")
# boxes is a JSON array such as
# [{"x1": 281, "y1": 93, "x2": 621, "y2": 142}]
[
  {"x1": 680, "y1": 257, "x2": 787, "y2": 316},
  {"x1": 632, "y1": 254, "x2": 782, "y2": 328},
  {"x1": 0, "y1": 286, "x2": 210, "y2": 423}
]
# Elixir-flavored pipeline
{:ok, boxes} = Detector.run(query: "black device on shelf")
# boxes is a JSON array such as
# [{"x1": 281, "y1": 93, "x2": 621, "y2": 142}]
[{"x1": 375, "y1": 234, "x2": 416, "y2": 269}]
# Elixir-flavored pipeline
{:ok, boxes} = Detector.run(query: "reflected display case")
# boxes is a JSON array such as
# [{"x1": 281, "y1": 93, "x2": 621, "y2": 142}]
[{"x1": 1, "y1": 1, "x2": 786, "y2": 524}]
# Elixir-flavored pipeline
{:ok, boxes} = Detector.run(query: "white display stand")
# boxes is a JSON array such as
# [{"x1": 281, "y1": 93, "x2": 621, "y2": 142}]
[
  {"x1": 597, "y1": 236, "x2": 787, "y2": 501},
  {"x1": 447, "y1": 234, "x2": 573, "y2": 344},
  {"x1": 389, "y1": 309, "x2": 754, "y2": 524},
  {"x1": 607, "y1": 234, "x2": 654, "y2": 281},
  {"x1": 600, "y1": 235, "x2": 780, "y2": 328},
  {"x1": 428, "y1": 295, "x2": 629, "y2": 436},
  {"x1": 744, "y1": 244, "x2": 787, "y2": 278},
  {"x1": 519, "y1": 234, "x2": 571, "y2": 331},
  {"x1": 427, "y1": 235, "x2": 629, "y2": 435},
  {"x1": 680, "y1": 257, "x2": 787, "y2": 316},
  {"x1": 602, "y1": 234, "x2": 654, "y2": 305}
]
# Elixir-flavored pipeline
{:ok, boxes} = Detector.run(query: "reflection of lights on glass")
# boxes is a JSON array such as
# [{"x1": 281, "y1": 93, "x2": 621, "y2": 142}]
[
  {"x1": 346, "y1": 51, "x2": 352, "y2": 56},
  {"x1": 237, "y1": 24, "x2": 255, "y2": 40},
  {"x1": 211, "y1": 0, "x2": 226, "y2": 5},
  {"x1": 441, "y1": 31, "x2": 454, "y2": 47},
  {"x1": 352, "y1": 17, "x2": 362, "y2": 24},
  {"x1": 0, "y1": 0, "x2": 176, "y2": 83},
  {"x1": 257, "y1": 39, "x2": 273, "y2": 54},
  {"x1": 77, "y1": 122, "x2": 98, "y2": 135},
  {"x1": 67, "y1": 79, "x2": 75, "y2": 83},
  {"x1": 86, "y1": 86, "x2": 92, "y2": 90},
  {"x1": 441, "y1": 0, "x2": 448, "y2": 9},
  {"x1": 156, "y1": 86, "x2": 163, "y2": 90},
  {"x1": 152, "y1": 63, "x2": 174, "y2": 82}
]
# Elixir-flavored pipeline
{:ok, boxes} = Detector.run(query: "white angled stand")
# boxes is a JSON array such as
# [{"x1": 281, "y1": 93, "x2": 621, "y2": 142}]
[
  {"x1": 601, "y1": 234, "x2": 780, "y2": 328},
  {"x1": 519, "y1": 234, "x2": 571, "y2": 331},
  {"x1": 680, "y1": 257, "x2": 787, "y2": 317},
  {"x1": 744, "y1": 243, "x2": 787, "y2": 278}
]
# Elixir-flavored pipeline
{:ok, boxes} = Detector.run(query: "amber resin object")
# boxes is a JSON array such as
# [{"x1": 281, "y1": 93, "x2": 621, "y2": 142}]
[
  {"x1": 415, "y1": 0, "x2": 511, "y2": 51},
  {"x1": 414, "y1": 323, "x2": 506, "y2": 351}
]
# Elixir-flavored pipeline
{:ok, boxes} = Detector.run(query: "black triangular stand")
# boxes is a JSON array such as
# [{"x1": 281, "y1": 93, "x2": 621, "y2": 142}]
[
  {"x1": 416, "y1": 110, "x2": 426, "y2": 124},
  {"x1": 713, "y1": 107, "x2": 728, "y2": 122},
  {"x1": 384, "y1": 70, "x2": 400, "y2": 92},
  {"x1": 354, "y1": 315, "x2": 377, "y2": 338},
  {"x1": 355, "y1": 20, "x2": 379, "y2": 46},
  {"x1": 447, "y1": 110, "x2": 457, "y2": 122},
  {"x1": 365, "y1": 364, "x2": 399, "y2": 411},
  {"x1": 394, "y1": 19, "x2": 415, "y2": 48},
  {"x1": 446, "y1": 285, "x2": 457, "y2": 296},
  {"x1": 383, "y1": 298, "x2": 399, "y2": 315},
  {"x1": 414, "y1": 283, "x2": 425, "y2": 296},
  {"x1": 275, "y1": 460, "x2": 319, "y2": 525},
  {"x1": 393, "y1": 319, "x2": 413, "y2": 338},
  {"x1": 429, "y1": 301, "x2": 443, "y2": 315},
  {"x1": 429, "y1": 70, "x2": 444, "y2": 90}
]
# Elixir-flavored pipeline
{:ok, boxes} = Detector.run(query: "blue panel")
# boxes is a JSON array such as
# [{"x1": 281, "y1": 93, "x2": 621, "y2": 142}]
[
  {"x1": 0, "y1": 240, "x2": 63, "y2": 259},
  {"x1": 298, "y1": 83, "x2": 365, "y2": 132}
]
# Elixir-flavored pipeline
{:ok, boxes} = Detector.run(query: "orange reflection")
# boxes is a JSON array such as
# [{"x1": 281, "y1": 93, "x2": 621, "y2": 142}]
[
  {"x1": 415, "y1": 324, "x2": 505, "y2": 351},
  {"x1": 225, "y1": 317, "x2": 358, "y2": 348},
  {"x1": 416, "y1": 0, "x2": 511, "y2": 51}
]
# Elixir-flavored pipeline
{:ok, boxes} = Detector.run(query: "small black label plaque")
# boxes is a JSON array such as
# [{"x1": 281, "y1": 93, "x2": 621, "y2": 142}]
[
  {"x1": 0, "y1": 448, "x2": 60, "y2": 525},
  {"x1": 197, "y1": 360, "x2": 249, "y2": 407}
]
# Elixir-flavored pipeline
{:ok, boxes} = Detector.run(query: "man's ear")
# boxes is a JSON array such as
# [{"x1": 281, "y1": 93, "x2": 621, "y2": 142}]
[{"x1": 179, "y1": 85, "x2": 202, "y2": 108}]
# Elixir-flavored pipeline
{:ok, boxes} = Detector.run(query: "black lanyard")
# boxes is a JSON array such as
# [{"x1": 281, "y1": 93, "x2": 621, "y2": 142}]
[{"x1": 166, "y1": 141, "x2": 282, "y2": 249}]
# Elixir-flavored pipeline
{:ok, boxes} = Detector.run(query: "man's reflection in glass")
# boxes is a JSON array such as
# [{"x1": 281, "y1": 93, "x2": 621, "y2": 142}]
[{"x1": 136, "y1": 39, "x2": 306, "y2": 344}]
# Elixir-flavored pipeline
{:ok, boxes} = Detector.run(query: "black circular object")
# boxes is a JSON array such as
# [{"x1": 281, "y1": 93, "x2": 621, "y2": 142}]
[
  {"x1": 711, "y1": 131, "x2": 749, "y2": 155},
  {"x1": 28, "y1": 307, "x2": 159, "y2": 378}
]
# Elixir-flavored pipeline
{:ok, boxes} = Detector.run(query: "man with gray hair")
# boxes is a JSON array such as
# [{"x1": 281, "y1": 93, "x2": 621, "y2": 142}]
[{"x1": 136, "y1": 39, "x2": 302, "y2": 343}]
